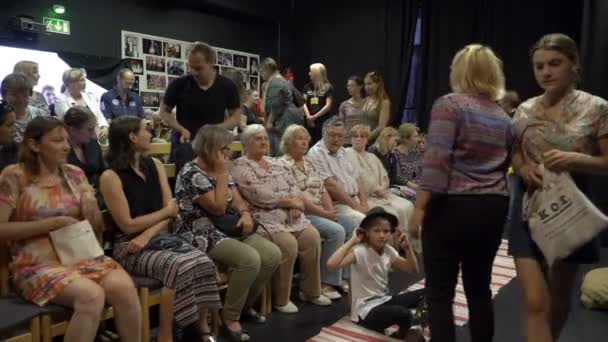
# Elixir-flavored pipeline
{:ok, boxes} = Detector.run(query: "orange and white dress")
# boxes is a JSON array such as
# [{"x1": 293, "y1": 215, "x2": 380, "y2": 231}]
[{"x1": 0, "y1": 164, "x2": 117, "y2": 306}]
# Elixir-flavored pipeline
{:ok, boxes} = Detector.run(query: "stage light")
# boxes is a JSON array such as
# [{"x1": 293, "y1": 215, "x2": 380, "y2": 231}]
[{"x1": 52, "y1": 5, "x2": 65, "y2": 14}]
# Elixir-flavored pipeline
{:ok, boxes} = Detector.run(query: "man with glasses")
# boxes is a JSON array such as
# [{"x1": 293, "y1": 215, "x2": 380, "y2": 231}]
[
  {"x1": 100, "y1": 68, "x2": 145, "y2": 121},
  {"x1": 307, "y1": 116, "x2": 367, "y2": 234}
]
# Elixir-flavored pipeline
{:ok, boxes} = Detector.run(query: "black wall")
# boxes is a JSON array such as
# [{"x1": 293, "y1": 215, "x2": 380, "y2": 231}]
[
  {"x1": 0, "y1": 0, "x2": 284, "y2": 59},
  {"x1": 291, "y1": 0, "x2": 387, "y2": 106}
]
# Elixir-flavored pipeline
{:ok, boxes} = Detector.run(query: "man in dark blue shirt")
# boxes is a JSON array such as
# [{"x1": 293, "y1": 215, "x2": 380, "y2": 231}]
[{"x1": 100, "y1": 68, "x2": 145, "y2": 120}]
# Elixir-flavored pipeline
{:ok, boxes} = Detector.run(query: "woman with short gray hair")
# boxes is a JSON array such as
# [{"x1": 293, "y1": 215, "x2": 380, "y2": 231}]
[
  {"x1": 55, "y1": 68, "x2": 109, "y2": 139},
  {"x1": 233, "y1": 124, "x2": 331, "y2": 313},
  {"x1": 175, "y1": 125, "x2": 281, "y2": 340},
  {"x1": 279, "y1": 124, "x2": 349, "y2": 300}
]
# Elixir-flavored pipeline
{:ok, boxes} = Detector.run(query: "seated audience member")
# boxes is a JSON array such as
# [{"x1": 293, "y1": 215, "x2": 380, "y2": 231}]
[
  {"x1": 233, "y1": 124, "x2": 330, "y2": 314},
  {"x1": 175, "y1": 125, "x2": 280, "y2": 341},
  {"x1": 100, "y1": 116, "x2": 220, "y2": 342},
  {"x1": 339, "y1": 76, "x2": 366, "y2": 142},
  {"x1": 368, "y1": 126, "x2": 398, "y2": 173},
  {"x1": 244, "y1": 89, "x2": 261, "y2": 126},
  {"x1": 307, "y1": 117, "x2": 367, "y2": 228},
  {"x1": 100, "y1": 69, "x2": 146, "y2": 120},
  {"x1": 391, "y1": 123, "x2": 424, "y2": 199},
  {"x1": 64, "y1": 107, "x2": 105, "y2": 191},
  {"x1": 42, "y1": 85, "x2": 57, "y2": 116},
  {"x1": 1, "y1": 73, "x2": 47, "y2": 143},
  {"x1": 0, "y1": 100, "x2": 18, "y2": 171},
  {"x1": 222, "y1": 69, "x2": 252, "y2": 134},
  {"x1": 13, "y1": 60, "x2": 49, "y2": 115},
  {"x1": 55, "y1": 68, "x2": 109, "y2": 140},
  {"x1": 279, "y1": 124, "x2": 356, "y2": 299},
  {"x1": 327, "y1": 207, "x2": 423, "y2": 339},
  {"x1": 345, "y1": 125, "x2": 414, "y2": 234},
  {"x1": 0, "y1": 116, "x2": 141, "y2": 342},
  {"x1": 498, "y1": 90, "x2": 521, "y2": 117}
]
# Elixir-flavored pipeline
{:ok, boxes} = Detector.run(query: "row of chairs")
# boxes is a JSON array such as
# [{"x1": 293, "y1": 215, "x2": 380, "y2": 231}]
[{"x1": 0, "y1": 141, "x2": 271, "y2": 342}]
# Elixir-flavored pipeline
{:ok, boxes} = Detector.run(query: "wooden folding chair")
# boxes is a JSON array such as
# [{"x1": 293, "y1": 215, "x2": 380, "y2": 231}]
[{"x1": 0, "y1": 242, "x2": 42, "y2": 342}]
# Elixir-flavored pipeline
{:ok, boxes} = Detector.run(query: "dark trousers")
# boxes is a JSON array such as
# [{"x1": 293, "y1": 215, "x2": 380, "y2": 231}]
[
  {"x1": 359, "y1": 289, "x2": 424, "y2": 334},
  {"x1": 422, "y1": 195, "x2": 508, "y2": 342}
]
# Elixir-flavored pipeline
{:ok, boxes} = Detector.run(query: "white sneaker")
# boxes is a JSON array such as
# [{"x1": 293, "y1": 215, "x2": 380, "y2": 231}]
[
  {"x1": 274, "y1": 301, "x2": 299, "y2": 314},
  {"x1": 299, "y1": 292, "x2": 332, "y2": 306},
  {"x1": 322, "y1": 287, "x2": 343, "y2": 300}
]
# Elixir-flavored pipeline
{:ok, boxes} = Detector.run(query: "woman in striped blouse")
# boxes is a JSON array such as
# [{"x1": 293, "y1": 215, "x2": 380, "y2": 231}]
[{"x1": 409, "y1": 44, "x2": 514, "y2": 342}]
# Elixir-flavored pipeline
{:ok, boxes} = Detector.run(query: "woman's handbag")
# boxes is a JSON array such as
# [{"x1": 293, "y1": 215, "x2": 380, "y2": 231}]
[
  {"x1": 524, "y1": 169, "x2": 608, "y2": 265},
  {"x1": 49, "y1": 220, "x2": 105, "y2": 265},
  {"x1": 209, "y1": 209, "x2": 263, "y2": 238}
]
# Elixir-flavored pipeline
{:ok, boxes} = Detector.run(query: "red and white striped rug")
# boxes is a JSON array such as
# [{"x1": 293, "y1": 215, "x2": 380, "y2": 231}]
[
  {"x1": 406, "y1": 239, "x2": 516, "y2": 326},
  {"x1": 307, "y1": 240, "x2": 516, "y2": 341},
  {"x1": 307, "y1": 318, "x2": 407, "y2": 342}
]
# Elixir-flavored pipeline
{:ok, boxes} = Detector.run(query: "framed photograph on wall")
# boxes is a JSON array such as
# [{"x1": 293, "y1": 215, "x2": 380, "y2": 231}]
[
  {"x1": 218, "y1": 51, "x2": 233, "y2": 66},
  {"x1": 142, "y1": 39, "x2": 163, "y2": 56},
  {"x1": 147, "y1": 74, "x2": 167, "y2": 91},
  {"x1": 249, "y1": 77, "x2": 258, "y2": 91},
  {"x1": 125, "y1": 59, "x2": 144, "y2": 75},
  {"x1": 167, "y1": 60, "x2": 185, "y2": 76},
  {"x1": 124, "y1": 35, "x2": 140, "y2": 58},
  {"x1": 145, "y1": 56, "x2": 166, "y2": 73},
  {"x1": 141, "y1": 92, "x2": 160, "y2": 107},
  {"x1": 250, "y1": 57, "x2": 259, "y2": 76},
  {"x1": 234, "y1": 54, "x2": 247, "y2": 69},
  {"x1": 164, "y1": 42, "x2": 181, "y2": 58}
]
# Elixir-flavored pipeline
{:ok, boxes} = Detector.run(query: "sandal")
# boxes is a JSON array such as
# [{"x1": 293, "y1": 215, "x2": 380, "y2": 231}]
[
  {"x1": 242, "y1": 307, "x2": 267, "y2": 324},
  {"x1": 200, "y1": 331, "x2": 217, "y2": 342},
  {"x1": 222, "y1": 325, "x2": 250, "y2": 341}
]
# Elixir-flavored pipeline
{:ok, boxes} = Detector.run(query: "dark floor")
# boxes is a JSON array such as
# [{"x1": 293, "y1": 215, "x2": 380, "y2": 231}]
[{"x1": 219, "y1": 250, "x2": 608, "y2": 342}]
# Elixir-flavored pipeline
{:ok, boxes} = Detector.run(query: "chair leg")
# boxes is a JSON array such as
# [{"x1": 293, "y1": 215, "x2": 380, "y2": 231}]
[
  {"x1": 139, "y1": 288, "x2": 150, "y2": 342},
  {"x1": 261, "y1": 283, "x2": 272, "y2": 316},
  {"x1": 30, "y1": 316, "x2": 41, "y2": 342},
  {"x1": 211, "y1": 308, "x2": 221, "y2": 337},
  {"x1": 41, "y1": 315, "x2": 52, "y2": 342}
]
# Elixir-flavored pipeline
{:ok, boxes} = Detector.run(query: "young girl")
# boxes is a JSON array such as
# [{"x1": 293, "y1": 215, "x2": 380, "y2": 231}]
[{"x1": 327, "y1": 207, "x2": 424, "y2": 339}]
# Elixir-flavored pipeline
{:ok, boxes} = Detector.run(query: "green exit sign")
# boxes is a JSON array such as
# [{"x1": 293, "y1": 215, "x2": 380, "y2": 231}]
[{"x1": 43, "y1": 17, "x2": 70, "y2": 35}]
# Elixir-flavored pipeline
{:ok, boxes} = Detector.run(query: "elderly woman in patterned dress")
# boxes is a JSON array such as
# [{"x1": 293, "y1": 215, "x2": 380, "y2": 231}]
[
  {"x1": 174, "y1": 125, "x2": 281, "y2": 341},
  {"x1": 232, "y1": 124, "x2": 331, "y2": 314}
]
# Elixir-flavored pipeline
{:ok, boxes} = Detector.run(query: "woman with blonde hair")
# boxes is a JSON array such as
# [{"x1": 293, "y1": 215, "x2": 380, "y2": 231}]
[
  {"x1": 368, "y1": 126, "x2": 399, "y2": 173},
  {"x1": 361, "y1": 71, "x2": 391, "y2": 141},
  {"x1": 304, "y1": 63, "x2": 334, "y2": 143},
  {"x1": 345, "y1": 124, "x2": 414, "y2": 236},
  {"x1": 408, "y1": 44, "x2": 513, "y2": 342},
  {"x1": 510, "y1": 33, "x2": 608, "y2": 342},
  {"x1": 55, "y1": 68, "x2": 109, "y2": 140},
  {"x1": 391, "y1": 124, "x2": 424, "y2": 199}
]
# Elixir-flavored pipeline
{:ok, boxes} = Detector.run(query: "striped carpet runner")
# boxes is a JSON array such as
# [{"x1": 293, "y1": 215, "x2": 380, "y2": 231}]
[{"x1": 308, "y1": 239, "x2": 516, "y2": 341}]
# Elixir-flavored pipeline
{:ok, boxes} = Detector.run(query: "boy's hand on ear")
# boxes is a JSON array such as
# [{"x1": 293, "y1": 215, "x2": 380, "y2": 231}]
[{"x1": 349, "y1": 228, "x2": 363, "y2": 245}]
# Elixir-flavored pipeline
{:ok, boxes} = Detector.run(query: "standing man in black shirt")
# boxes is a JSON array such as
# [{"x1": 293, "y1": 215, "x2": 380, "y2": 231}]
[{"x1": 160, "y1": 41, "x2": 241, "y2": 168}]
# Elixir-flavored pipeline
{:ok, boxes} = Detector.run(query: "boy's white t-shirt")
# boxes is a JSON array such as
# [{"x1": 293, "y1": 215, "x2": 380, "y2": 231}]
[{"x1": 350, "y1": 243, "x2": 399, "y2": 322}]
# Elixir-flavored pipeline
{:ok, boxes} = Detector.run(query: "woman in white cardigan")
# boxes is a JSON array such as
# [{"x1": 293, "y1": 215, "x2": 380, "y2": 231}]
[{"x1": 55, "y1": 68, "x2": 108, "y2": 139}]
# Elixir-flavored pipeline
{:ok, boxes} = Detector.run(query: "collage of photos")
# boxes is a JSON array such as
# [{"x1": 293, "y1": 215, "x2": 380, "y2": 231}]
[{"x1": 122, "y1": 31, "x2": 260, "y2": 108}]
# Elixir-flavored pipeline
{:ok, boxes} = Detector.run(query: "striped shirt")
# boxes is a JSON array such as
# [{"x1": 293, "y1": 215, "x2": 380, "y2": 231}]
[{"x1": 418, "y1": 93, "x2": 514, "y2": 195}]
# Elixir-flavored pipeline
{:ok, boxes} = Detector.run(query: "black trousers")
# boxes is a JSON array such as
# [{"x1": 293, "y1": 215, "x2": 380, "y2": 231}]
[
  {"x1": 359, "y1": 289, "x2": 425, "y2": 334},
  {"x1": 422, "y1": 195, "x2": 508, "y2": 342}
]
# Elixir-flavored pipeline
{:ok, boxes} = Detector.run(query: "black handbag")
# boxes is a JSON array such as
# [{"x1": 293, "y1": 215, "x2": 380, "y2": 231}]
[
  {"x1": 144, "y1": 233, "x2": 194, "y2": 253},
  {"x1": 209, "y1": 208, "x2": 265, "y2": 238}
]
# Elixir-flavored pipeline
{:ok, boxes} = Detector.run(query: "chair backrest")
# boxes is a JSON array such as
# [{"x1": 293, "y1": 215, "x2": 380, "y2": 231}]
[
  {"x1": 148, "y1": 143, "x2": 172, "y2": 155},
  {"x1": 164, "y1": 164, "x2": 176, "y2": 179}
]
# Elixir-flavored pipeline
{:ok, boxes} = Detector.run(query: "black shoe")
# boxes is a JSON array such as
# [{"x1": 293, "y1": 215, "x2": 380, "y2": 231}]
[
  {"x1": 242, "y1": 308, "x2": 267, "y2": 324},
  {"x1": 222, "y1": 325, "x2": 250, "y2": 341}
]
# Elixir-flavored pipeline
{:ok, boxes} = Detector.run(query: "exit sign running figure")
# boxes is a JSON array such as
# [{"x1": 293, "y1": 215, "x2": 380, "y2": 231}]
[{"x1": 43, "y1": 17, "x2": 70, "y2": 35}]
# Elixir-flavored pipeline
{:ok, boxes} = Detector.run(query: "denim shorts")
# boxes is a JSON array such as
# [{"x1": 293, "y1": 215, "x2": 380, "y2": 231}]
[{"x1": 507, "y1": 175, "x2": 600, "y2": 264}]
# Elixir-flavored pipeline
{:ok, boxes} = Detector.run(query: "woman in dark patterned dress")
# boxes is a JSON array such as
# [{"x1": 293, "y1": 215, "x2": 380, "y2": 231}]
[
  {"x1": 175, "y1": 125, "x2": 281, "y2": 342},
  {"x1": 390, "y1": 123, "x2": 424, "y2": 200},
  {"x1": 100, "y1": 116, "x2": 221, "y2": 342}
]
